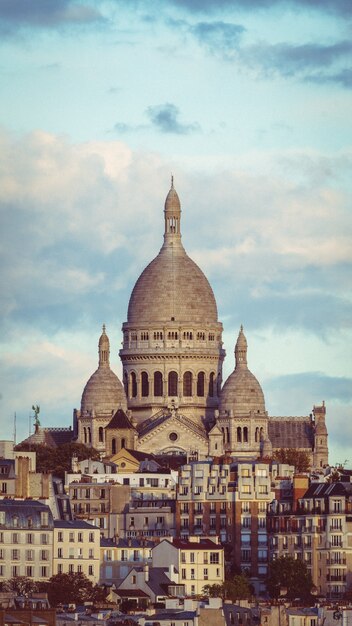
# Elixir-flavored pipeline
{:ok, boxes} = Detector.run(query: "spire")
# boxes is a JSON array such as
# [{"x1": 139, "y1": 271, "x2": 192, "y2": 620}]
[
  {"x1": 98, "y1": 324, "x2": 110, "y2": 368},
  {"x1": 163, "y1": 177, "x2": 182, "y2": 246},
  {"x1": 235, "y1": 325, "x2": 248, "y2": 369}
]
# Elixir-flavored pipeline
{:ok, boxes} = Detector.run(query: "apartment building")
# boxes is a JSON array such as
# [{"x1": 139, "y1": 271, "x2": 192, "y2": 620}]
[
  {"x1": 268, "y1": 479, "x2": 352, "y2": 598},
  {"x1": 53, "y1": 519, "x2": 100, "y2": 583},
  {"x1": 100, "y1": 536, "x2": 153, "y2": 584},
  {"x1": 0, "y1": 499, "x2": 54, "y2": 582},
  {"x1": 176, "y1": 459, "x2": 294, "y2": 595},
  {"x1": 152, "y1": 537, "x2": 224, "y2": 596}
]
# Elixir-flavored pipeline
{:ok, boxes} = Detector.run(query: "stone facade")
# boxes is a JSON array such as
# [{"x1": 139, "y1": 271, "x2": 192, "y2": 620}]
[{"x1": 72, "y1": 181, "x2": 328, "y2": 469}]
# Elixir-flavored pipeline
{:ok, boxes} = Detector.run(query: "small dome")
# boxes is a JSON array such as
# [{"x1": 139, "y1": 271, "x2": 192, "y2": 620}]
[
  {"x1": 220, "y1": 326, "x2": 266, "y2": 416},
  {"x1": 164, "y1": 180, "x2": 181, "y2": 213},
  {"x1": 81, "y1": 327, "x2": 127, "y2": 416}
]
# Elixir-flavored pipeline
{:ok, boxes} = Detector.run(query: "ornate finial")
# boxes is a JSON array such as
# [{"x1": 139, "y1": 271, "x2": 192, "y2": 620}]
[
  {"x1": 102, "y1": 323, "x2": 106, "y2": 334},
  {"x1": 240, "y1": 324, "x2": 243, "y2": 332},
  {"x1": 171, "y1": 174, "x2": 174, "y2": 188}
]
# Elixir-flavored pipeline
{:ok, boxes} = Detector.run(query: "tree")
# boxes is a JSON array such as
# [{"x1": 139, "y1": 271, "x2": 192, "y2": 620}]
[
  {"x1": 0, "y1": 576, "x2": 38, "y2": 595},
  {"x1": 266, "y1": 556, "x2": 313, "y2": 601},
  {"x1": 45, "y1": 572, "x2": 95, "y2": 606},
  {"x1": 273, "y1": 448, "x2": 310, "y2": 473},
  {"x1": 14, "y1": 442, "x2": 100, "y2": 480},
  {"x1": 203, "y1": 574, "x2": 252, "y2": 601}
]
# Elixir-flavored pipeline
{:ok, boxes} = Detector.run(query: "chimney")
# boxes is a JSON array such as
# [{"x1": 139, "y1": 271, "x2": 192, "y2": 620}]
[{"x1": 144, "y1": 563, "x2": 149, "y2": 582}]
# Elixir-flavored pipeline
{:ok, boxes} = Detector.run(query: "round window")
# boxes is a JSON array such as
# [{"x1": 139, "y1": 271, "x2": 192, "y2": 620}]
[
  {"x1": 120, "y1": 462, "x2": 126, "y2": 468},
  {"x1": 169, "y1": 432, "x2": 178, "y2": 442}
]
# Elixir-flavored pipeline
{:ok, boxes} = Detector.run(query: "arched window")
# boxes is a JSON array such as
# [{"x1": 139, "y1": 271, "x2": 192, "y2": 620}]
[
  {"x1": 208, "y1": 372, "x2": 215, "y2": 398},
  {"x1": 131, "y1": 372, "x2": 137, "y2": 398},
  {"x1": 226, "y1": 427, "x2": 230, "y2": 444},
  {"x1": 183, "y1": 371, "x2": 193, "y2": 397},
  {"x1": 83, "y1": 427, "x2": 87, "y2": 444},
  {"x1": 88, "y1": 427, "x2": 92, "y2": 444},
  {"x1": 221, "y1": 427, "x2": 225, "y2": 443},
  {"x1": 197, "y1": 372, "x2": 205, "y2": 397},
  {"x1": 121, "y1": 438, "x2": 126, "y2": 449},
  {"x1": 237, "y1": 427, "x2": 242, "y2": 443},
  {"x1": 124, "y1": 372, "x2": 128, "y2": 397},
  {"x1": 243, "y1": 427, "x2": 248, "y2": 443},
  {"x1": 168, "y1": 371, "x2": 178, "y2": 396},
  {"x1": 112, "y1": 438, "x2": 116, "y2": 455},
  {"x1": 255, "y1": 427, "x2": 259, "y2": 443},
  {"x1": 141, "y1": 372, "x2": 149, "y2": 397},
  {"x1": 217, "y1": 373, "x2": 221, "y2": 396},
  {"x1": 260, "y1": 427, "x2": 264, "y2": 441},
  {"x1": 99, "y1": 427, "x2": 104, "y2": 443},
  {"x1": 154, "y1": 371, "x2": 163, "y2": 397}
]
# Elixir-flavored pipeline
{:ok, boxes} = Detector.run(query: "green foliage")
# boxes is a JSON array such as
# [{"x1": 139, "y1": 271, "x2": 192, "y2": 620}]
[
  {"x1": 266, "y1": 556, "x2": 313, "y2": 600},
  {"x1": 203, "y1": 574, "x2": 252, "y2": 601},
  {"x1": 43, "y1": 572, "x2": 105, "y2": 606},
  {"x1": 0, "y1": 576, "x2": 39, "y2": 595},
  {"x1": 14, "y1": 441, "x2": 100, "y2": 479},
  {"x1": 273, "y1": 448, "x2": 310, "y2": 472}
]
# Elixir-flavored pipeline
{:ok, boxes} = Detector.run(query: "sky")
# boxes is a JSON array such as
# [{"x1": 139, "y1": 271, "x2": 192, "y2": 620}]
[{"x1": 0, "y1": 0, "x2": 351, "y2": 466}]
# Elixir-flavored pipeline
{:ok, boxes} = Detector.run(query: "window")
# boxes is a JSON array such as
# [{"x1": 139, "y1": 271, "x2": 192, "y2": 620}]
[
  {"x1": 141, "y1": 372, "x2": 149, "y2": 397},
  {"x1": 0, "y1": 512, "x2": 5, "y2": 525},
  {"x1": 69, "y1": 564, "x2": 74, "y2": 574},
  {"x1": 190, "y1": 552, "x2": 195, "y2": 563},
  {"x1": 131, "y1": 372, "x2": 137, "y2": 398},
  {"x1": 41, "y1": 550, "x2": 48, "y2": 561},
  {"x1": 89, "y1": 532, "x2": 94, "y2": 542},
  {"x1": 197, "y1": 372, "x2": 205, "y2": 397},
  {"x1": 26, "y1": 565, "x2": 33, "y2": 577},
  {"x1": 12, "y1": 565, "x2": 19, "y2": 577},
  {"x1": 12, "y1": 532, "x2": 19, "y2": 544},
  {"x1": 168, "y1": 371, "x2": 178, "y2": 396},
  {"x1": 13, "y1": 516, "x2": 19, "y2": 528},
  {"x1": 69, "y1": 532, "x2": 74, "y2": 542},
  {"x1": 132, "y1": 575, "x2": 136, "y2": 584},
  {"x1": 208, "y1": 372, "x2": 215, "y2": 397},
  {"x1": 12, "y1": 549, "x2": 19, "y2": 560},
  {"x1": 99, "y1": 427, "x2": 104, "y2": 443},
  {"x1": 58, "y1": 548, "x2": 63, "y2": 558},
  {"x1": 183, "y1": 371, "x2": 193, "y2": 397},
  {"x1": 181, "y1": 568, "x2": 186, "y2": 579},
  {"x1": 204, "y1": 568, "x2": 208, "y2": 579},
  {"x1": 210, "y1": 552, "x2": 219, "y2": 564},
  {"x1": 78, "y1": 532, "x2": 83, "y2": 542},
  {"x1": 41, "y1": 511, "x2": 49, "y2": 526},
  {"x1": 27, "y1": 533, "x2": 34, "y2": 544},
  {"x1": 154, "y1": 371, "x2": 163, "y2": 396},
  {"x1": 191, "y1": 568, "x2": 195, "y2": 579},
  {"x1": 88, "y1": 565, "x2": 93, "y2": 576}
]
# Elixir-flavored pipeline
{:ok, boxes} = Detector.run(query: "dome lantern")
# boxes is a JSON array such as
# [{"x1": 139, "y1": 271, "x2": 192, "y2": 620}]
[{"x1": 163, "y1": 175, "x2": 182, "y2": 247}]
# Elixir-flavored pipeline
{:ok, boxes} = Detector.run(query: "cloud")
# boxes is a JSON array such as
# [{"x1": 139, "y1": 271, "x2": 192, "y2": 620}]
[
  {"x1": 190, "y1": 21, "x2": 244, "y2": 57},
  {"x1": 161, "y1": 0, "x2": 352, "y2": 18},
  {"x1": 146, "y1": 103, "x2": 200, "y2": 134},
  {"x1": 305, "y1": 67, "x2": 352, "y2": 88},
  {"x1": 242, "y1": 40, "x2": 352, "y2": 81},
  {"x1": 0, "y1": 0, "x2": 106, "y2": 37}
]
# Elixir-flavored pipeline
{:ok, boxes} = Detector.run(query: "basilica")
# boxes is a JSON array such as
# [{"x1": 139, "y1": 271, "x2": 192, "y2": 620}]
[{"x1": 66, "y1": 180, "x2": 328, "y2": 469}]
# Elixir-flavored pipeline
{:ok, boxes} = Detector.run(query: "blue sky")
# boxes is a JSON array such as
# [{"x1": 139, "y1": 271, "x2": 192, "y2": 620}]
[{"x1": 0, "y1": 0, "x2": 351, "y2": 465}]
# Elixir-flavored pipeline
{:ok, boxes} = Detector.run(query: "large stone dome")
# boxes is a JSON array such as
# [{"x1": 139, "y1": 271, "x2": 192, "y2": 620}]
[
  {"x1": 81, "y1": 326, "x2": 127, "y2": 416},
  {"x1": 220, "y1": 326, "x2": 266, "y2": 416},
  {"x1": 127, "y1": 181, "x2": 218, "y2": 324}
]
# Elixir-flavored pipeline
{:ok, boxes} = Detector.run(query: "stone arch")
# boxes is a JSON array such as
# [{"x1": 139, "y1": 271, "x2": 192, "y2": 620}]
[
  {"x1": 208, "y1": 372, "x2": 215, "y2": 397},
  {"x1": 130, "y1": 371, "x2": 137, "y2": 398},
  {"x1": 197, "y1": 371, "x2": 205, "y2": 397},
  {"x1": 183, "y1": 371, "x2": 193, "y2": 397},
  {"x1": 141, "y1": 371, "x2": 149, "y2": 397},
  {"x1": 168, "y1": 371, "x2": 178, "y2": 396},
  {"x1": 154, "y1": 371, "x2": 163, "y2": 397}
]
